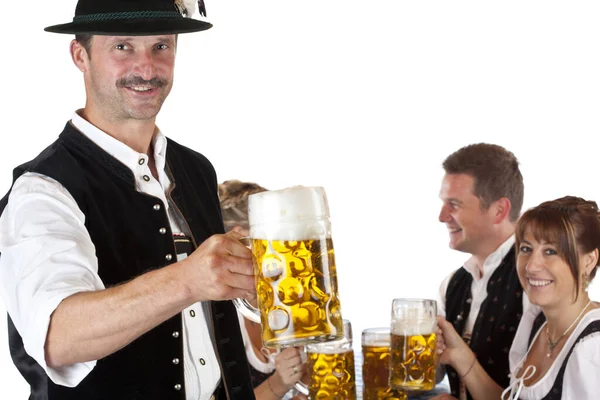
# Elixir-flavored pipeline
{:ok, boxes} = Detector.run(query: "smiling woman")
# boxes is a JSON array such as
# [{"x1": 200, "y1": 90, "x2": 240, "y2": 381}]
[
  {"x1": 503, "y1": 196, "x2": 600, "y2": 399},
  {"x1": 515, "y1": 197, "x2": 600, "y2": 307},
  {"x1": 435, "y1": 196, "x2": 600, "y2": 400}
]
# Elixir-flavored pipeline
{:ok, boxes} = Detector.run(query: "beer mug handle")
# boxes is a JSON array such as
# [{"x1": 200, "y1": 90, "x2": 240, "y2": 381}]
[
  {"x1": 232, "y1": 236, "x2": 262, "y2": 323},
  {"x1": 293, "y1": 346, "x2": 310, "y2": 395},
  {"x1": 232, "y1": 298, "x2": 261, "y2": 323},
  {"x1": 294, "y1": 380, "x2": 309, "y2": 396}
]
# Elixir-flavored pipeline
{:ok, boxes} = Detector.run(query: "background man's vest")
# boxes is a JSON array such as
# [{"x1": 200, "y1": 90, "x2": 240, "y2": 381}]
[{"x1": 445, "y1": 248, "x2": 522, "y2": 400}]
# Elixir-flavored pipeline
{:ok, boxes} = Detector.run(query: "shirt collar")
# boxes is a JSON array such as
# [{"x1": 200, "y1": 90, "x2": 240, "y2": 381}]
[
  {"x1": 70, "y1": 110, "x2": 168, "y2": 177},
  {"x1": 464, "y1": 234, "x2": 515, "y2": 280}
]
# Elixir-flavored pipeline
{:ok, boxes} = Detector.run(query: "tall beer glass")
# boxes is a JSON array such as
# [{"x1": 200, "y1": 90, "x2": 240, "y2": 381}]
[
  {"x1": 296, "y1": 319, "x2": 356, "y2": 400},
  {"x1": 235, "y1": 186, "x2": 344, "y2": 348},
  {"x1": 362, "y1": 327, "x2": 407, "y2": 400},
  {"x1": 390, "y1": 299, "x2": 437, "y2": 391}
]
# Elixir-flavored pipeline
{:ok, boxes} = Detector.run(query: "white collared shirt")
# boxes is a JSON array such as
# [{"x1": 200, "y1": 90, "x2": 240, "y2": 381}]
[
  {"x1": 0, "y1": 111, "x2": 220, "y2": 400},
  {"x1": 438, "y1": 235, "x2": 532, "y2": 334}
]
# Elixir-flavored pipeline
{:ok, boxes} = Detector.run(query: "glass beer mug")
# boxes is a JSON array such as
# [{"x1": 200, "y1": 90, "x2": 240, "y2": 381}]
[
  {"x1": 234, "y1": 185, "x2": 344, "y2": 348},
  {"x1": 362, "y1": 327, "x2": 407, "y2": 400},
  {"x1": 389, "y1": 298, "x2": 437, "y2": 392},
  {"x1": 296, "y1": 319, "x2": 357, "y2": 400}
]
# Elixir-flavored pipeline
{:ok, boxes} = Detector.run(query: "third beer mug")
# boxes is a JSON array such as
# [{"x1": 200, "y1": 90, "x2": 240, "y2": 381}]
[
  {"x1": 362, "y1": 327, "x2": 406, "y2": 400},
  {"x1": 237, "y1": 186, "x2": 344, "y2": 348},
  {"x1": 390, "y1": 298, "x2": 437, "y2": 391},
  {"x1": 296, "y1": 319, "x2": 357, "y2": 400}
]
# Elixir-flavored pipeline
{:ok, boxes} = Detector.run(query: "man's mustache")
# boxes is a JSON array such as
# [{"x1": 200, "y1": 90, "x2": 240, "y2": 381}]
[{"x1": 117, "y1": 76, "x2": 167, "y2": 88}]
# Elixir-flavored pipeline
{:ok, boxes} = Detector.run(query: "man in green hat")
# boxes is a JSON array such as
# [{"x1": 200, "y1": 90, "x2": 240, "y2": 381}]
[{"x1": 0, "y1": 1, "x2": 258, "y2": 399}]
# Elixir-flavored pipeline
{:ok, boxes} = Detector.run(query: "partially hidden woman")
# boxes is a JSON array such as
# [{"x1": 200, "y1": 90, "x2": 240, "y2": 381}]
[
  {"x1": 219, "y1": 179, "x2": 307, "y2": 400},
  {"x1": 434, "y1": 196, "x2": 600, "y2": 399}
]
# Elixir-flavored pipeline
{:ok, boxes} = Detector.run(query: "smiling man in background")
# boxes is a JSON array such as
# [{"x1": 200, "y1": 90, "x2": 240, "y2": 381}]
[{"x1": 437, "y1": 143, "x2": 530, "y2": 400}]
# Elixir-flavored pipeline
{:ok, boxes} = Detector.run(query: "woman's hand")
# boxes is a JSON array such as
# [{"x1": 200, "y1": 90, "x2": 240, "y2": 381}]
[{"x1": 266, "y1": 347, "x2": 306, "y2": 396}]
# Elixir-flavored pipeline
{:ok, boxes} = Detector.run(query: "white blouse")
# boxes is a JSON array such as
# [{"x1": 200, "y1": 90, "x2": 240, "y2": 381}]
[
  {"x1": 506, "y1": 305, "x2": 600, "y2": 399},
  {"x1": 236, "y1": 311, "x2": 276, "y2": 374}
]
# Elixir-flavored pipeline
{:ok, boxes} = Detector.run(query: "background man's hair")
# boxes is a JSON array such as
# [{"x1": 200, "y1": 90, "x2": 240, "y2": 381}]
[{"x1": 443, "y1": 143, "x2": 524, "y2": 222}]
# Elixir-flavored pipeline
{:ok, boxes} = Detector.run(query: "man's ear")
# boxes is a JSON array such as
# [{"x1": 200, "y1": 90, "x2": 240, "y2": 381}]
[
  {"x1": 490, "y1": 197, "x2": 512, "y2": 225},
  {"x1": 70, "y1": 39, "x2": 90, "y2": 73}
]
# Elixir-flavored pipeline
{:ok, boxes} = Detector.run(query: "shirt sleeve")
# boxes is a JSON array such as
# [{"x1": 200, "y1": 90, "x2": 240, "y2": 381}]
[
  {"x1": 562, "y1": 332, "x2": 600, "y2": 398},
  {"x1": 0, "y1": 172, "x2": 105, "y2": 387},
  {"x1": 437, "y1": 270, "x2": 455, "y2": 318}
]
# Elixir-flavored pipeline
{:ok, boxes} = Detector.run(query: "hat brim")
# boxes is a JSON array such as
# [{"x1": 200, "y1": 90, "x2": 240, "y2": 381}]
[{"x1": 44, "y1": 18, "x2": 212, "y2": 35}]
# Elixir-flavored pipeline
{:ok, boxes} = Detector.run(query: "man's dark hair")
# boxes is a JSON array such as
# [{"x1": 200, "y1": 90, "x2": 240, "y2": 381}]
[
  {"x1": 75, "y1": 34, "x2": 93, "y2": 57},
  {"x1": 443, "y1": 143, "x2": 524, "y2": 222}
]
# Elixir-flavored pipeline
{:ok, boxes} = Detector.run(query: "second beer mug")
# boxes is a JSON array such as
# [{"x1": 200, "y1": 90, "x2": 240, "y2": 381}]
[
  {"x1": 390, "y1": 298, "x2": 437, "y2": 392},
  {"x1": 236, "y1": 186, "x2": 344, "y2": 348}
]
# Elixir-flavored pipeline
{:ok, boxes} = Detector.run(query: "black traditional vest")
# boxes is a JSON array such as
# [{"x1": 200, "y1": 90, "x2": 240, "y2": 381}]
[
  {"x1": 0, "y1": 122, "x2": 255, "y2": 400},
  {"x1": 527, "y1": 313, "x2": 600, "y2": 400},
  {"x1": 445, "y1": 247, "x2": 523, "y2": 400}
]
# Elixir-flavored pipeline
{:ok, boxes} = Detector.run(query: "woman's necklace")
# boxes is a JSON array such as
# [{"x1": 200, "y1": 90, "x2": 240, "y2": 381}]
[{"x1": 545, "y1": 299, "x2": 592, "y2": 358}]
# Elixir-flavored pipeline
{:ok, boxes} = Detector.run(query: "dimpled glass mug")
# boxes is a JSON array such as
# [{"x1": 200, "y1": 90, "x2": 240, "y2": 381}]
[
  {"x1": 389, "y1": 298, "x2": 438, "y2": 392},
  {"x1": 234, "y1": 186, "x2": 345, "y2": 348},
  {"x1": 295, "y1": 319, "x2": 357, "y2": 400}
]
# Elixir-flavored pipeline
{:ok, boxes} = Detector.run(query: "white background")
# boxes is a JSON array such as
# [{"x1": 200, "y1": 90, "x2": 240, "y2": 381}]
[{"x1": 1, "y1": 1, "x2": 600, "y2": 397}]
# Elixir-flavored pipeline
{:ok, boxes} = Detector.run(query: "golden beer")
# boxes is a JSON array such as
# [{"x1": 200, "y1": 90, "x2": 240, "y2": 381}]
[
  {"x1": 362, "y1": 327, "x2": 407, "y2": 400},
  {"x1": 389, "y1": 332, "x2": 437, "y2": 391},
  {"x1": 251, "y1": 238, "x2": 344, "y2": 348},
  {"x1": 307, "y1": 349, "x2": 357, "y2": 400},
  {"x1": 362, "y1": 344, "x2": 392, "y2": 399}
]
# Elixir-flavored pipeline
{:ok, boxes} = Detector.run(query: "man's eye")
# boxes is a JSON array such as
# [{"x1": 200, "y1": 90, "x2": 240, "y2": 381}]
[
  {"x1": 115, "y1": 44, "x2": 128, "y2": 50},
  {"x1": 156, "y1": 44, "x2": 169, "y2": 50}
]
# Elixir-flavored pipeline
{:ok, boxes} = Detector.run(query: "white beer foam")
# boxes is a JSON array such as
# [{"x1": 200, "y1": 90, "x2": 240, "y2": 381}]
[
  {"x1": 364, "y1": 338, "x2": 391, "y2": 347},
  {"x1": 307, "y1": 341, "x2": 353, "y2": 354},
  {"x1": 391, "y1": 320, "x2": 436, "y2": 336},
  {"x1": 249, "y1": 186, "x2": 332, "y2": 240}
]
